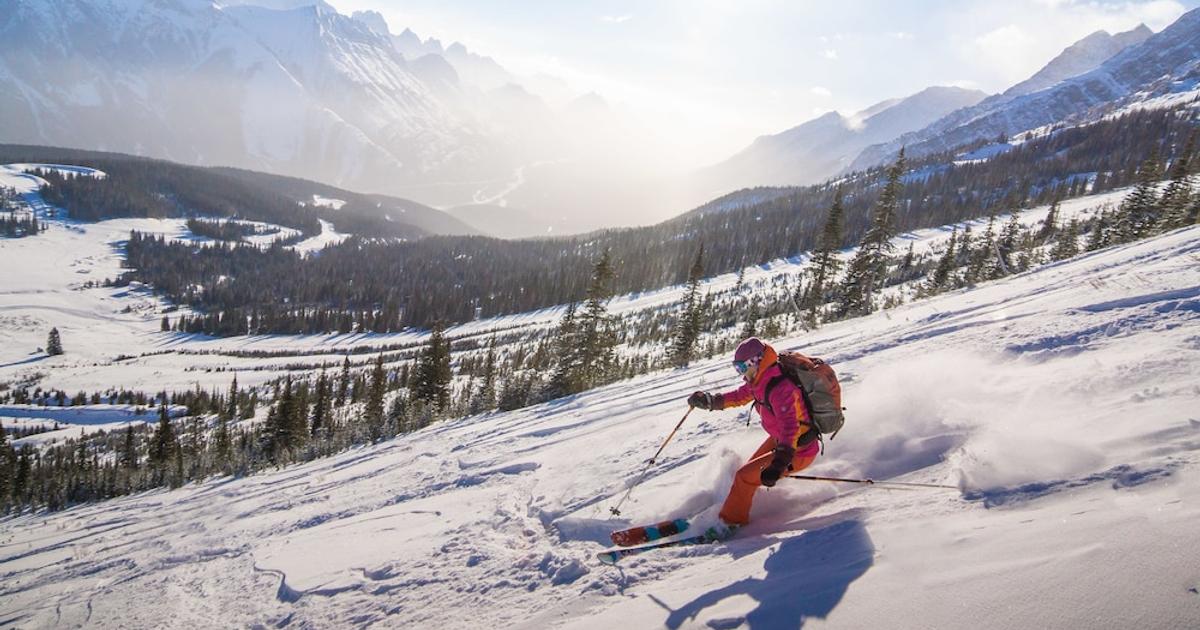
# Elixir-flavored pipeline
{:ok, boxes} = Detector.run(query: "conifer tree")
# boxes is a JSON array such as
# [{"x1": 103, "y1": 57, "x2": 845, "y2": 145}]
[
  {"x1": 388, "y1": 393, "x2": 409, "y2": 434},
  {"x1": 0, "y1": 421, "x2": 12, "y2": 510},
  {"x1": 1086, "y1": 209, "x2": 1112, "y2": 251},
  {"x1": 841, "y1": 149, "x2": 904, "y2": 317},
  {"x1": 412, "y1": 322, "x2": 451, "y2": 414},
  {"x1": 966, "y1": 215, "x2": 996, "y2": 285},
  {"x1": 1050, "y1": 218, "x2": 1081, "y2": 261},
  {"x1": 470, "y1": 338, "x2": 498, "y2": 414},
  {"x1": 148, "y1": 401, "x2": 178, "y2": 474},
  {"x1": 928, "y1": 227, "x2": 958, "y2": 293},
  {"x1": 121, "y1": 424, "x2": 138, "y2": 471},
  {"x1": 224, "y1": 375, "x2": 239, "y2": 420},
  {"x1": 1158, "y1": 133, "x2": 1195, "y2": 231},
  {"x1": 310, "y1": 370, "x2": 331, "y2": 439},
  {"x1": 335, "y1": 357, "x2": 351, "y2": 407},
  {"x1": 544, "y1": 303, "x2": 581, "y2": 399},
  {"x1": 577, "y1": 250, "x2": 618, "y2": 388},
  {"x1": 212, "y1": 409, "x2": 232, "y2": 474},
  {"x1": 670, "y1": 246, "x2": 706, "y2": 368},
  {"x1": 740, "y1": 303, "x2": 760, "y2": 339},
  {"x1": 1115, "y1": 152, "x2": 1163, "y2": 242},
  {"x1": 1039, "y1": 198, "x2": 1060, "y2": 241},
  {"x1": 264, "y1": 377, "x2": 303, "y2": 461},
  {"x1": 996, "y1": 211, "x2": 1022, "y2": 276},
  {"x1": 805, "y1": 190, "x2": 844, "y2": 315},
  {"x1": 46, "y1": 328, "x2": 64, "y2": 356},
  {"x1": 364, "y1": 355, "x2": 388, "y2": 441}
]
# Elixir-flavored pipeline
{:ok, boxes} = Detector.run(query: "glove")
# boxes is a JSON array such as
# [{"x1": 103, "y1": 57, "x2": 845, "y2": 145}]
[
  {"x1": 688, "y1": 391, "x2": 713, "y2": 410},
  {"x1": 760, "y1": 444, "x2": 795, "y2": 487}
]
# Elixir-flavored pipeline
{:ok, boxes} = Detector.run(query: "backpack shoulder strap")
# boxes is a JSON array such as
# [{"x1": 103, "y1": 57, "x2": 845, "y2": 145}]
[{"x1": 759, "y1": 375, "x2": 787, "y2": 412}]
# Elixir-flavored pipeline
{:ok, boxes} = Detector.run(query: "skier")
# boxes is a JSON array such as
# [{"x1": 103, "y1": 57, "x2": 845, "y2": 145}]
[{"x1": 687, "y1": 337, "x2": 818, "y2": 536}]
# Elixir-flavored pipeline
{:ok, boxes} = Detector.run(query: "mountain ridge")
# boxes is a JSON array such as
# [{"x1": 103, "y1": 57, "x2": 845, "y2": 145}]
[{"x1": 848, "y1": 12, "x2": 1199, "y2": 171}]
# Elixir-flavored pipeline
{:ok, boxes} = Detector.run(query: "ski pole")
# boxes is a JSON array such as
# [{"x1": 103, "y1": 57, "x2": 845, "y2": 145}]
[
  {"x1": 786, "y1": 473, "x2": 958, "y2": 490},
  {"x1": 610, "y1": 406, "x2": 694, "y2": 516}
]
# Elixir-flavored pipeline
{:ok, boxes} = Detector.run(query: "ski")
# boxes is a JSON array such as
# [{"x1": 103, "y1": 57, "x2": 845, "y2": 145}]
[
  {"x1": 609, "y1": 517, "x2": 690, "y2": 547},
  {"x1": 597, "y1": 524, "x2": 736, "y2": 565}
]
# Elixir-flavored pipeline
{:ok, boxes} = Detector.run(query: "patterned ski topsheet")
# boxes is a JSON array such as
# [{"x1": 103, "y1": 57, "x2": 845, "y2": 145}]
[
  {"x1": 609, "y1": 517, "x2": 690, "y2": 546},
  {"x1": 597, "y1": 532, "x2": 715, "y2": 565},
  {"x1": 598, "y1": 524, "x2": 736, "y2": 565}
]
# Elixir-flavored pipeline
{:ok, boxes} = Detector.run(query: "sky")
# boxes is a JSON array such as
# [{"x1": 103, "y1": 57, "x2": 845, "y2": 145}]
[{"x1": 329, "y1": 0, "x2": 1196, "y2": 166}]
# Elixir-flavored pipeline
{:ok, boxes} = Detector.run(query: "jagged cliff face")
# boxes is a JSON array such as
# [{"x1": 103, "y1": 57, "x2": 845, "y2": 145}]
[{"x1": 0, "y1": 0, "x2": 539, "y2": 203}]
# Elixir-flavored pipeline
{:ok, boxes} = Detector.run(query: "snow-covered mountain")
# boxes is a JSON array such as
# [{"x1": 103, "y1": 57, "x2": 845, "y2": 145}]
[
  {"x1": 700, "y1": 86, "x2": 987, "y2": 191},
  {"x1": 0, "y1": 0, "x2": 596, "y2": 221},
  {"x1": 1002, "y1": 24, "x2": 1152, "y2": 98},
  {"x1": 0, "y1": 0, "x2": 516, "y2": 199},
  {"x1": 0, "y1": 0, "x2": 666, "y2": 236},
  {"x1": 850, "y1": 13, "x2": 1198, "y2": 170},
  {"x1": 349, "y1": 10, "x2": 519, "y2": 94}
]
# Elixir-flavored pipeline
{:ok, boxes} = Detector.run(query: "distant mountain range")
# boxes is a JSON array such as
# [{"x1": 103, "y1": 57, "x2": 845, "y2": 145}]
[
  {"x1": 0, "y1": 0, "x2": 619, "y2": 235},
  {"x1": 703, "y1": 22, "x2": 1170, "y2": 192},
  {"x1": 849, "y1": 18, "x2": 1197, "y2": 170},
  {"x1": 3, "y1": 1, "x2": 1198, "y2": 237},
  {"x1": 701, "y1": 86, "x2": 988, "y2": 192}
]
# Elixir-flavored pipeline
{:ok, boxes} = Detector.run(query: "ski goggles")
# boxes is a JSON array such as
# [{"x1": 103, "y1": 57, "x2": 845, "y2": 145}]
[{"x1": 732, "y1": 357, "x2": 758, "y2": 375}]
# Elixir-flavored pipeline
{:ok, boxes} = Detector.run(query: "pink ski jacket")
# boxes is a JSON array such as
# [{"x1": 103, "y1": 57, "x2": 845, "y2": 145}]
[{"x1": 713, "y1": 346, "x2": 818, "y2": 452}]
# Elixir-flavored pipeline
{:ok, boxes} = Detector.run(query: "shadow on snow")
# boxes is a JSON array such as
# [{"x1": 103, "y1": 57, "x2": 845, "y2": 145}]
[{"x1": 655, "y1": 513, "x2": 874, "y2": 629}]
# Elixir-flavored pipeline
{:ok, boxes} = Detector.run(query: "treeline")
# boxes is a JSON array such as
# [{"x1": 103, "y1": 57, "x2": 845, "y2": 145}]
[
  {"x1": 34, "y1": 164, "x2": 322, "y2": 235},
  {"x1": 119, "y1": 106, "x2": 1199, "y2": 335},
  {"x1": 0, "y1": 145, "x2": 430, "y2": 240},
  {"x1": 0, "y1": 185, "x2": 39, "y2": 237},
  {"x1": 0, "y1": 338, "x2": 449, "y2": 511},
  {"x1": 185, "y1": 218, "x2": 270, "y2": 242},
  {"x1": 0, "y1": 213, "x2": 39, "y2": 238}
]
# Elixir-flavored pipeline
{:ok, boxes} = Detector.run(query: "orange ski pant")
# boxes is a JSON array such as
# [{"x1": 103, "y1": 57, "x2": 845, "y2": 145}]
[{"x1": 719, "y1": 436, "x2": 816, "y2": 525}]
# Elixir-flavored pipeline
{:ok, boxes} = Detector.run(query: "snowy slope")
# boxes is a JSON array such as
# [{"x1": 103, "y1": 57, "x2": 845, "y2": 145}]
[{"x1": 2, "y1": 217, "x2": 1198, "y2": 626}]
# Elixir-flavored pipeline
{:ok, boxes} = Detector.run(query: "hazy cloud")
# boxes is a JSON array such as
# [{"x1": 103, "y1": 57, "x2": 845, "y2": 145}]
[
  {"x1": 601, "y1": 14, "x2": 633, "y2": 24},
  {"x1": 810, "y1": 86, "x2": 833, "y2": 97},
  {"x1": 821, "y1": 48, "x2": 838, "y2": 59}
]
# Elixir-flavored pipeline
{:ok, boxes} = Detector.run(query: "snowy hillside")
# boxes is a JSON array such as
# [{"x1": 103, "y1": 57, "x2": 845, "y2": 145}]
[{"x1": 2, "y1": 189, "x2": 1198, "y2": 627}]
